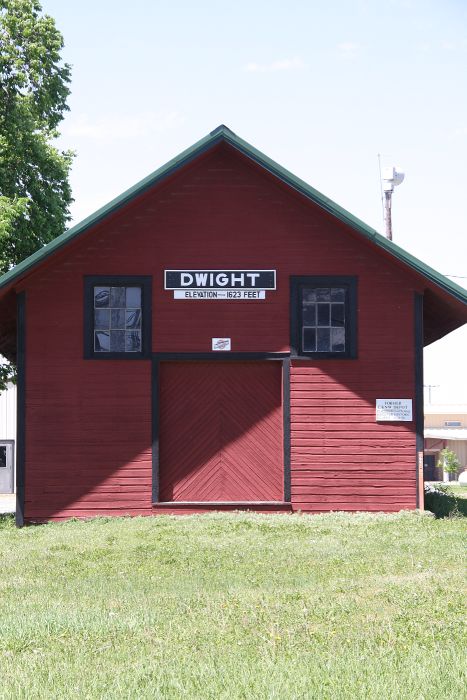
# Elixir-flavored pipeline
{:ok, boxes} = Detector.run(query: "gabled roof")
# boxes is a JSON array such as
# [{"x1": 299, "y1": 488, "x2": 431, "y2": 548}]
[{"x1": 0, "y1": 124, "x2": 466, "y2": 309}]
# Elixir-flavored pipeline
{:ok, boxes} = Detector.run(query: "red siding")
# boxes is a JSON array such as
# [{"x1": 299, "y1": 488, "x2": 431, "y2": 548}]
[
  {"x1": 25, "y1": 361, "x2": 152, "y2": 520},
  {"x1": 290, "y1": 362, "x2": 416, "y2": 512},
  {"x1": 21, "y1": 144, "x2": 420, "y2": 520}
]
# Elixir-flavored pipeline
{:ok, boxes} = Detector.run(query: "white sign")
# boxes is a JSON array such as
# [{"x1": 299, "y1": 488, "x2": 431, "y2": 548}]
[
  {"x1": 165, "y1": 269, "x2": 276, "y2": 290},
  {"x1": 174, "y1": 290, "x2": 265, "y2": 300},
  {"x1": 376, "y1": 399, "x2": 413, "y2": 422},
  {"x1": 212, "y1": 338, "x2": 231, "y2": 351},
  {"x1": 166, "y1": 269, "x2": 274, "y2": 300}
]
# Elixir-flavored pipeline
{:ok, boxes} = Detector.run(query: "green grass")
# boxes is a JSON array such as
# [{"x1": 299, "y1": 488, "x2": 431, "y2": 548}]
[
  {"x1": 446, "y1": 484, "x2": 467, "y2": 498},
  {"x1": 0, "y1": 512, "x2": 466, "y2": 699}
]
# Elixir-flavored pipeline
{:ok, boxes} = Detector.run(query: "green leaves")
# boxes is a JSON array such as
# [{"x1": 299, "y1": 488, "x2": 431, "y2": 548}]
[
  {"x1": 0, "y1": 0, "x2": 71, "y2": 129},
  {"x1": 0, "y1": 0, "x2": 74, "y2": 388},
  {"x1": 0, "y1": 0, "x2": 73, "y2": 269},
  {"x1": 437, "y1": 448, "x2": 461, "y2": 475}
]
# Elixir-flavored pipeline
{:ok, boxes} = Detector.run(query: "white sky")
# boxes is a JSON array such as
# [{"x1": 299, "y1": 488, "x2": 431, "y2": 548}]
[{"x1": 42, "y1": 0, "x2": 467, "y2": 404}]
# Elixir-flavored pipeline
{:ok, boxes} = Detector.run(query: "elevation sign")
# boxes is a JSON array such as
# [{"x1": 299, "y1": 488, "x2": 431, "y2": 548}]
[{"x1": 165, "y1": 270, "x2": 276, "y2": 300}]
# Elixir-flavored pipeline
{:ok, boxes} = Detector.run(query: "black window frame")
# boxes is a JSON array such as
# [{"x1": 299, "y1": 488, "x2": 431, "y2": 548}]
[
  {"x1": 84, "y1": 275, "x2": 152, "y2": 359},
  {"x1": 290, "y1": 276, "x2": 358, "y2": 359}
]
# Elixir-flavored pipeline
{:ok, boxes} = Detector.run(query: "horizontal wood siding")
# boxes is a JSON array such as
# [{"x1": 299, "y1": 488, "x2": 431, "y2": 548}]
[
  {"x1": 290, "y1": 263, "x2": 417, "y2": 512},
  {"x1": 290, "y1": 357, "x2": 417, "y2": 511},
  {"x1": 25, "y1": 355, "x2": 152, "y2": 520},
  {"x1": 21, "y1": 143, "x2": 420, "y2": 519}
]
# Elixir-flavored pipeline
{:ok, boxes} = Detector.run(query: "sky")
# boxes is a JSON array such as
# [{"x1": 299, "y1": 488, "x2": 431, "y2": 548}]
[{"x1": 42, "y1": 0, "x2": 467, "y2": 404}]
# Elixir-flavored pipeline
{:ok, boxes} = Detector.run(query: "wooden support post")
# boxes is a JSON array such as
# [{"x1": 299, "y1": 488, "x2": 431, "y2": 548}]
[{"x1": 418, "y1": 451, "x2": 425, "y2": 511}]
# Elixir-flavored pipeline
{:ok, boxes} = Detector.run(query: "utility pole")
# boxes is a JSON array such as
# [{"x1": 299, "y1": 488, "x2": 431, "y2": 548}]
[
  {"x1": 424, "y1": 384, "x2": 439, "y2": 404},
  {"x1": 381, "y1": 166, "x2": 405, "y2": 241},
  {"x1": 383, "y1": 189, "x2": 393, "y2": 240}
]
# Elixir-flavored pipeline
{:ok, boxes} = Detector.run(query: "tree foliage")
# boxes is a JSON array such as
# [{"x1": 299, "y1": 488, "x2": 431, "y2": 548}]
[
  {"x1": 437, "y1": 448, "x2": 461, "y2": 475},
  {"x1": 0, "y1": 0, "x2": 73, "y2": 386}
]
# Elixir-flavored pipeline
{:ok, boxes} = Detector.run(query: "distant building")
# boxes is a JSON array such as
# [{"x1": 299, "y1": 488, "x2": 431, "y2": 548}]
[
  {"x1": 424, "y1": 405, "x2": 467, "y2": 480},
  {"x1": 0, "y1": 382, "x2": 16, "y2": 494}
]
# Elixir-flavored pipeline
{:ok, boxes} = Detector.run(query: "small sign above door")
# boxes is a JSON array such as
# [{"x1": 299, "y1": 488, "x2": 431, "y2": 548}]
[{"x1": 212, "y1": 338, "x2": 231, "y2": 351}]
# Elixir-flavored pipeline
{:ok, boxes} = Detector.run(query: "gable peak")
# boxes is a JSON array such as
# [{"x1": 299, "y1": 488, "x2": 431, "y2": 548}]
[{"x1": 209, "y1": 124, "x2": 237, "y2": 138}]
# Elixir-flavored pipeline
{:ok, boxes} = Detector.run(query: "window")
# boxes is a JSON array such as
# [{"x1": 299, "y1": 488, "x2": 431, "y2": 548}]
[
  {"x1": 94, "y1": 285, "x2": 142, "y2": 352},
  {"x1": 290, "y1": 276, "x2": 357, "y2": 358},
  {"x1": 84, "y1": 276, "x2": 151, "y2": 359}
]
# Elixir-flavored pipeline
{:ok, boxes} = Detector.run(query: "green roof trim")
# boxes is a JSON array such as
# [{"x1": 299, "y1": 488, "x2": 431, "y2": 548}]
[{"x1": 0, "y1": 124, "x2": 466, "y2": 305}]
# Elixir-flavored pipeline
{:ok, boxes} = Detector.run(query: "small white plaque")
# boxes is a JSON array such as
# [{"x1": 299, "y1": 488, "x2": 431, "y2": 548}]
[
  {"x1": 212, "y1": 338, "x2": 231, "y2": 351},
  {"x1": 173, "y1": 290, "x2": 265, "y2": 300},
  {"x1": 376, "y1": 399, "x2": 413, "y2": 422}
]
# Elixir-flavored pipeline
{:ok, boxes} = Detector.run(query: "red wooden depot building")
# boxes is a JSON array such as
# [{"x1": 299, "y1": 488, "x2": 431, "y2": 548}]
[{"x1": 0, "y1": 125, "x2": 466, "y2": 524}]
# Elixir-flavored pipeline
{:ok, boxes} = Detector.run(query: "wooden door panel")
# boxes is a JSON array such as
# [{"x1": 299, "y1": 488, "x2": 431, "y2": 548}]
[{"x1": 159, "y1": 362, "x2": 283, "y2": 502}]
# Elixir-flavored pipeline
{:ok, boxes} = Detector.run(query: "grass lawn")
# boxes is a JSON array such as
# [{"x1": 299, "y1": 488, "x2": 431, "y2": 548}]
[
  {"x1": 446, "y1": 484, "x2": 467, "y2": 498},
  {"x1": 0, "y1": 512, "x2": 466, "y2": 699}
]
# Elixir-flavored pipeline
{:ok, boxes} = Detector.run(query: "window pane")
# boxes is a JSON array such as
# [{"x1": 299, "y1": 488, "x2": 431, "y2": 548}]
[
  {"x1": 126, "y1": 331, "x2": 141, "y2": 352},
  {"x1": 316, "y1": 288, "x2": 330, "y2": 302},
  {"x1": 302, "y1": 304, "x2": 316, "y2": 325},
  {"x1": 302, "y1": 288, "x2": 317, "y2": 303},
  {"x1": 0, "y1": 446, "x2": 6, "y2": 468},
  {"x1": 94, "y1": 287, "x2": 110, "y2": 307},
  {"x1": 110, "y1": 330, "x2": 125, "y2": 352},
  {"x1": 95, "y1": 331, "x2": 110, "y2": 351},
  {"x1": 317, "y1": 328, "x2": 330, "y2": 351},
  {"x1": 331, "y1": 327, "x2": 345, "y2": 352},
  {"x1": 126, "y1": 309, "x2": 141, "y2": 329},
  {"x1": 111, "y1": 309, "x2": 126, "y2": 329},
  {"x1": 331, "y1": 288, "x2": 345, "y2": 302},
  {"x1": 297, "y1": 281, "x2": 351, "y2": 356},
  {"x1": 317, "y1": 304, "x2": 330, "y2": 326},
  {"x1": 92, "y1": 283, "x2": 144, "y2": 355},
  {"x1": 330, "y1": 303, "x2": 345, "y2": 326},
  {"x1": 110, "y1": 287, "x2": 126, "y2": 307},
  {"x1": 94, "y1": 309, "x2": 110, "y2": 329},
  {"x1": 303, "y1": 327, "x2": 316, "y2": 351},
  {"x1": 126, "y1": 287, "x2": 141, "y2": 308}
]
